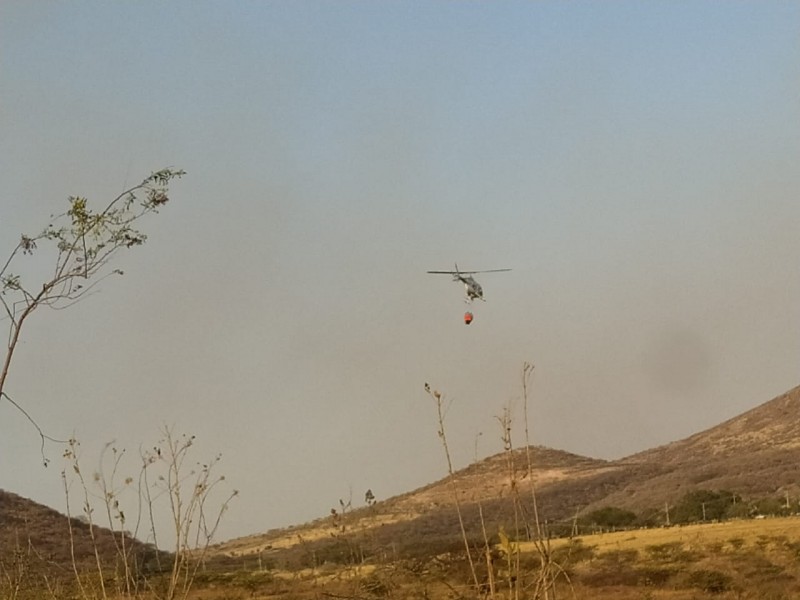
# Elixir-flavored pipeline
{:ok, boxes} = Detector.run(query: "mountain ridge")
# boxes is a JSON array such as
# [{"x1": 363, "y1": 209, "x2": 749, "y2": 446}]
[
  {"x1": 213, "y1": 383, "x2": 800, "y2": 559},
  {"x1": 3, "y1": 384, "x2": 799, "y2": 565}
]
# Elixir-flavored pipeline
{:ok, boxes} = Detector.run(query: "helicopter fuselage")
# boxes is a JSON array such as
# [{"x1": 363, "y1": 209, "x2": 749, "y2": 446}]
[{"x1": 457, "y1": 275, "x2": 484, "y2": 302}]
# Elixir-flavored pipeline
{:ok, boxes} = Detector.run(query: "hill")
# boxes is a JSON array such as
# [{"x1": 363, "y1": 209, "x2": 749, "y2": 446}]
[
  {"x1": 580, "y1": 383, "x2": 800, "y2": 512},
  {"x1": 213, "y1": 384, "x2": 800, "y2": 565},
  {"x1": 4, "y1": 385, "x2": 800, "y2": 573},
  {"x1": 0, "y1": 488, "x2": 153, "y2": 574},
  {"x1": 216, "y1": 446, "x2": 607, "y2": 559}
]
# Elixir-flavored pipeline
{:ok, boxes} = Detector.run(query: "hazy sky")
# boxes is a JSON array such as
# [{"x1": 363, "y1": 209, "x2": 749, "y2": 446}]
[{"x1": 1, "y1": 2, "x2": 798, "y2": 542}]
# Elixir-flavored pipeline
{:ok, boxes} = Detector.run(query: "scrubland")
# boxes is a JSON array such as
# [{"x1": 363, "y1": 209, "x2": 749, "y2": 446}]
[{"x1": 171, "y1": 516, "x2": 800, "y2": 599}]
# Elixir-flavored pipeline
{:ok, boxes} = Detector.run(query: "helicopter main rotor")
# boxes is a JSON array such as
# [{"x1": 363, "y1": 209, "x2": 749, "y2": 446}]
[{"x1": 426, "y1": 269, "x2": 511, "y2": 275}]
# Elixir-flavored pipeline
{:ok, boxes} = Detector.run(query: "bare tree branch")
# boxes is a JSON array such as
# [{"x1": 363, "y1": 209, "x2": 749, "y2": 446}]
[
  {"x1": 1, "y1": 392, "x2": 68, "y2": 467},
  {"x1": 0, "y1": 168, "x2": 184, "y2": 458}
]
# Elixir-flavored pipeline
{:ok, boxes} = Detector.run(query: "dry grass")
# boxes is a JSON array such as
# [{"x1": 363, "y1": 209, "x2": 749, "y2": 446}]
[
  {"x1": 202, "y1": 517, "x2": 800, "y2": 599},
  {"x1": 217, "y1": 510, "x2": 422, "y2": 557},
  {"x1": 528, "y1": 515, "x2": 800, "y2": 555}
]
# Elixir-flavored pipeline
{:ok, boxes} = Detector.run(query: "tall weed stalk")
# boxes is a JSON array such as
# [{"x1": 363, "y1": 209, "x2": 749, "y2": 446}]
[
  {"x1": 424, "y1": 383, "x2": 481, "y2": 593},
  {"x1": 61, "y1": 427, "x2": 237, "y2": 600}
]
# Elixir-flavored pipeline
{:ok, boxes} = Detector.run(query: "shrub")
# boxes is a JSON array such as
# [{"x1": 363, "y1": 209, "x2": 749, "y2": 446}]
[
  {"x1": 728, "y1": 537, "x2": 746, "y2": 550},
  {"x1": 581, "y1": 565, "x2": 640, "y2": 588},
  {"x1": 551, "y1": 539, "x2": 595, "y2": 564},
  {"x1": 687, "y1": 569, "x2": 732, "y2": 594},
  {"x1": 784, "y1": 540, "x2": 800, "y2": 559},
  {"x1": 636, "y1": 566, "x2": 678, "y2": 587},
  {"x1": 644, "y1": 541, "x2": 696, "y2": 563},
  {"x1": 598, "y1": 548, "x2": 639, "y2": 564},
  {"x1": 359, "y1": 573, "x2": 393, "y2": 597}
]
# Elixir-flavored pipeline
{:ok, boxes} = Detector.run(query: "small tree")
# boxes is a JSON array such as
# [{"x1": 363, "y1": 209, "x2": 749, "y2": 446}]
[
  {"x1": 672, "y1": 490, "x2": 736, "y2": 523},
  {"x1": 0, "y1": 169, "x2": 184, "y2": 459},
  {"x1": 752, "y1": 496, "x2": 788, "y2": 517}
]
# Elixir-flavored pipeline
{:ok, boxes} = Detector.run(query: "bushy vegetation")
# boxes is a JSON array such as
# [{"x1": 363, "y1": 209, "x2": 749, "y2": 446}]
[
  {"x1": 576, "y1": 488, "x2": 797, "y2": 535},
  {"x1": 671, "y1": 489, "x2": 739, "y2": 523},
  {"x1": 582, "y1": 506, "x2": 638, "y2": 529}
]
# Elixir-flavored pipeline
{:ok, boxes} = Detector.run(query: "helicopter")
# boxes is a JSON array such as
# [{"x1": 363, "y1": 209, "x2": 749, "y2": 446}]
[{"x1": 427, "y1": 264, "x2": 511, "y2": 303}]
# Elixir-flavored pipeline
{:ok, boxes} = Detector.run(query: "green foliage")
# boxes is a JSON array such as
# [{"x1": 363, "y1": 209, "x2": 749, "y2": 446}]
[
  {"x1": 726, "y1": 500, "x2": 755, "y2": 519},
  {"x1": 665, "y1": 489, "x2": 796, "y2": 524},
  {"x1": 753, "y1": 496, "x2": 791, "y2": 516},
  {"x1": 671, "y1": 489, "x2": 737, "y2": 523},
  {"x1": 583, "y1": 506, "x2": 638, "y2": 529},
  {"x1": 635, "y1": 507, "x2": 666, "y2": 528}
]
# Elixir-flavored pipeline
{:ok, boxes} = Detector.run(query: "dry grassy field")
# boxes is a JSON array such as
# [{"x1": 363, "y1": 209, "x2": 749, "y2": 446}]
[
  {"x1": 541, "y1": 516, "x2": 800, "y2": 599},
  {"x1": 5, "y1": 514, "x2": 800, "y2": 599},
  {"x1": 537, "y1": 515, "x2": 800, "y2": 554},
  {"x1": 184, "y1": 517, "x2": 800, "y2": 599}
]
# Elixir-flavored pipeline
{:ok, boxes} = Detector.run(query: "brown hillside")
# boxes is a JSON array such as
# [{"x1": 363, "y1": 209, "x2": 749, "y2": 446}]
[
  {"x1": 583, "y1": 384, "x2": 800, "y2": 511},
  {"x1": 214, "y1": 446, "x2": 613, "y2": 559},
  {"x1": 386, "y1": 446, "x2": 609, "y2": 515},
  {"x1": 633, "y1": 384, "x2": 800, "y2": 459},
  {"x1": 0, "y1": 489, "x2": 152, "y2": 572},
  {"x1": 7, "y1": 385, "x2": 800, "y2": 568},
  {"x1": 213, "y1": 384, "x2": 800, "y2": 564}
]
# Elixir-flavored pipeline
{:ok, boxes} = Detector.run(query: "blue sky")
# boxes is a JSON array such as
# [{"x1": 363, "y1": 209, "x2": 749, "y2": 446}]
[{"x1": 1, "y1": 2, "x2": 798, "y2": 541}]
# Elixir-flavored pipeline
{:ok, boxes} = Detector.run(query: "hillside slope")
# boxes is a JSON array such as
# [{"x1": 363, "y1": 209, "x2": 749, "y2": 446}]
[
  {"x1": 214, "y1": 384, "x2": 800, "y2": 562},
  {"x1": 0, "y1": 488, "x2": 151, "y2": 571},
  {"x1": 585, "y1": 384, "x2": 800, "y2": 511},
  {"x1": 5, "y1": 385, "x2": 800, "y2": 567}
]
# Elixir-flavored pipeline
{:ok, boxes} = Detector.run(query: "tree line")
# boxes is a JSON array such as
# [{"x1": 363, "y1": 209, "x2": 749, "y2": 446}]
[{"x1": 576, "y1": 489, "x2": 798, "y2": 532}]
